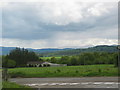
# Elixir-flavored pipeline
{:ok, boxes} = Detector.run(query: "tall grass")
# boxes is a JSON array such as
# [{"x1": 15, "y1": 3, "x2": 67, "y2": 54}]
[
  {"x1": 8, "y1": 65, "x2": 118, "y2": 78},
  {"x1": 2, "y1": 81, "x2": 31, "y2": 89}
]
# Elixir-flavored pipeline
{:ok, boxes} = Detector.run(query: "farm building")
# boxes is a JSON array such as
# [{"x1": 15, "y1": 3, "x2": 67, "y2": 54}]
[
  {"x1": 27, "y1": 61, "x2": 43, "y2": 67},
  {"x1": 27, "y1": 61, "x2": 67, "y2": 67}
]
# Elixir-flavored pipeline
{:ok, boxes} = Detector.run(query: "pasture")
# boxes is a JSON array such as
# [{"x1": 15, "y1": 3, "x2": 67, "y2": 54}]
[
  {"x1": 8, "y1": 65, "x2": 118, "y2": 78},
  {"x1": 40, "y1": 56, "x2": 61, "y2": 60}
]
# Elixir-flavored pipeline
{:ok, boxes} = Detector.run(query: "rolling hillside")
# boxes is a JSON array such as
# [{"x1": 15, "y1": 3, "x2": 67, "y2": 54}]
[
  {"x1": 40, "y1": 45, "x2": 118, "y2": 56},
  {"x1": 1, "y1": 45, "x2": 118, "y2": 56},
  {"x1": 1, "y1": 46, "x2": 72, "y2": 55}
]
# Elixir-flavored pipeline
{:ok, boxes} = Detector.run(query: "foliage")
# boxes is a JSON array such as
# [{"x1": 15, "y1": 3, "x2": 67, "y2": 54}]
[
  {"x1": 50, "y1": 57, "x2": 56, "y2": 63},
  {"x1": 42, "y1": 52, "x2": 118, "y2": 66},
  {"x1": 6, "y1": 48, "x2": 40, "y2": 67},
  {"x1": 7, "y1": 60, "x2": 16, "y2": 68},
  {"x1": 2, "y1": 56, "x2": 16, "y2": 68},
  {"x1": 2, "y1": 56, "x2": 8, "y2": 68}
]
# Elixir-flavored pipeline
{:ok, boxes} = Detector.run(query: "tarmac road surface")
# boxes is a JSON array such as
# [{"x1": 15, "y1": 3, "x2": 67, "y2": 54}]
[{"x1": 9, "y1": 77, "x2": 119, "y2": 88}]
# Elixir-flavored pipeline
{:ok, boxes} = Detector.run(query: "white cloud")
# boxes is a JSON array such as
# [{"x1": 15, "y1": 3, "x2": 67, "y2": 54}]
[
  {"x1": 25, "y1": 2, "x2": 84, "y2": 25},
  {"x1": 2, "y1": 38, "x2": 117, "y2": 49},
  {"x1": 57, "y1": 38, "x2": 117, "y2": 48},
  {"x1": 2, "y1": 2, "x2": 117, "y2": 25},
  {"x1": 34, "y1": 2, "x2": 116, "y2": 25},
  {"x1": 87, "y1": 3, "x2": 108, "y2": 16},
  {"x1": 1, "y1": 0, "x2": 119, "y2": 3},
  {"x1": 2, "y1": 38, "x2": 47, "y2": 49}
]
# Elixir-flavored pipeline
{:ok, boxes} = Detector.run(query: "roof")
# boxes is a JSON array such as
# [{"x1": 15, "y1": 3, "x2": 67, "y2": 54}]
[
  {"x1": 42, "y1": 62, "x2": 53, "y2": 65},
  {"x1": 42, "y1": 62, "x2": 66, "y2": 65}
]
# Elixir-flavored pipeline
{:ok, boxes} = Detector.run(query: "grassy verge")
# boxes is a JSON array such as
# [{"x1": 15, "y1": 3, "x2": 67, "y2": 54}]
[
  {"x1": 8, "y1": 65, "x2": 118, "y2": 78},
  {"x1": 2, "y1": 81, "x2": 31, "y2": 88}
]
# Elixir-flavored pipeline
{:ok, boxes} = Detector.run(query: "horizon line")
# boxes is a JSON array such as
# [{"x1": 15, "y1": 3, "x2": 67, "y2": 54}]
[{"x1": 0, "y1": 44, "x2": 118, "y2": 49}]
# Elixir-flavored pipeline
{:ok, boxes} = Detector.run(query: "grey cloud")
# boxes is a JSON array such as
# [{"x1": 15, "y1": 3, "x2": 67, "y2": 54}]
[{"x1": 2, "y1": 2, "x2": 117, "y2": 41}]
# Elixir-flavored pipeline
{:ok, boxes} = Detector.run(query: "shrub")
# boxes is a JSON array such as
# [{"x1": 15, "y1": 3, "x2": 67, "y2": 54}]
[
  {"x1": 20, "y1": 64, "x2": 27, "y2": 67},
  {"x1": 3, "y1": 59, "x2": 16, "y2": 68}
]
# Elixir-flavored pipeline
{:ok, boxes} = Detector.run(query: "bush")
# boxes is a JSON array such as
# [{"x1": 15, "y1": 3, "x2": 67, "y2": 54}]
[
  {"x1": 7, "y1": 60, "x2": 16, "y2": 68},
  {"x1": 2, "y1": 58, "x2": 16, "y2": 68},
  {"x1": 19, "y1": 64, "x2": 27, "y2": 67}
]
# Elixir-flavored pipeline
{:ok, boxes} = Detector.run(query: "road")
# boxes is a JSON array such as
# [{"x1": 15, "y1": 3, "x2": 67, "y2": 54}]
[{"x1": 9, "y1": 77, "x2": 119, "y2": 88}]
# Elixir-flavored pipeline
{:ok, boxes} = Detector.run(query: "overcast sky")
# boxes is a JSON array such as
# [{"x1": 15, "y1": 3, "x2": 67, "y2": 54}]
[{"x1": 1, "y1": 1, "x2": 118, "y2": 49}]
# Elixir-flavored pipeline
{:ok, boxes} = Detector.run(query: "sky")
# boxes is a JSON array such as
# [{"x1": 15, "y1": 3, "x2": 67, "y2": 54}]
[{"x1": 0, "y1": 0, "x2": 118, "y2": 49}]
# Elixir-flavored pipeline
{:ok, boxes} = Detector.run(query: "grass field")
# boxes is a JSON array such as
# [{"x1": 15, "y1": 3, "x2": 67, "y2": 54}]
[
  {"x1": 8, "y1": 65, "x2": 118, "y2": 78},
  {"x1": 2, "y1": 81, "x2": 32, "y2": 89},
  {"x1": 40, "y1": 56, "x2": 61, "y2": 60}
]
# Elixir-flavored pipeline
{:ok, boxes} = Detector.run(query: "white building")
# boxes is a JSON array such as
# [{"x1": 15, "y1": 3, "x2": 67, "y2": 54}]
[
  {"x1": 42, "y1": 62, "x2": 67, "y2": 67},
  {"x1": 27, "y1": 61, "x2": 67, "y2": 67}
]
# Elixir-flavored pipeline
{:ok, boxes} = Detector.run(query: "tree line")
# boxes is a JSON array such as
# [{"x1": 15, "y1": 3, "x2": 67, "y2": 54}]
[{"x1": 44, "y1": 52, "x2": 118, "y2": 67}]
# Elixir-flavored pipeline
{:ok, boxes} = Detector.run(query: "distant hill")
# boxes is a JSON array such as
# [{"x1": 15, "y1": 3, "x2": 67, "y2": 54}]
[
  {"x1": 0, "y1": 47, "x2": 16, "y2": 55},
  {"x1": 39, "y1": 45, "x2": 118, "y2": 56},
  {"x1": 1, "y1": 45, "x2": 118, "y2": 56},
  {"x1": 0, "y1": 46, "x2": 72, "y2": 55}
]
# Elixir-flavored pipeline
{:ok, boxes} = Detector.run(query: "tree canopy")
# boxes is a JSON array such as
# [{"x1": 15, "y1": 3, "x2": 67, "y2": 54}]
[
  {"x1": 44, "y1": 52, "x2": 118, "y2": 66},
  {"x1": 6, "y1": 47, "x2": 40, "y2": 67}
]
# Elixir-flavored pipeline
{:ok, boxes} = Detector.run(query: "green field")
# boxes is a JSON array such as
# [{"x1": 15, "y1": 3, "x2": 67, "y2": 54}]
[
  {"x1": 2, "y1": 81, "x2": 32, "y2": 89},
  {"x1": 40, "y1": 56, "x2": 61, "y2": 60},
  {"x1": 8, "y1": 65, "x2": 118, "y2": 78}
]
